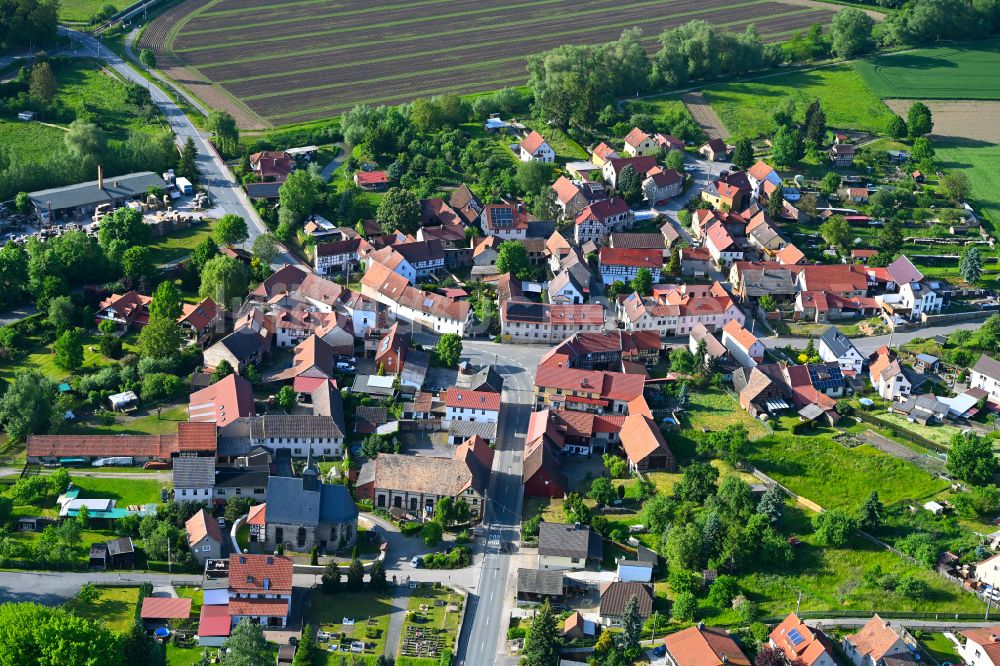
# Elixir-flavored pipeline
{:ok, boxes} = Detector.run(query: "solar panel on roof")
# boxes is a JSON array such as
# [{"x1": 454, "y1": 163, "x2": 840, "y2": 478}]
[{"x1": 788, "y1": 628, "x2": 805, "y2": 646}]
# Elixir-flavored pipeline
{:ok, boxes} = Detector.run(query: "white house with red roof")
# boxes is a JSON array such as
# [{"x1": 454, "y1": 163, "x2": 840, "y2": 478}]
[
  {"x1": 747, "y1": 159, "x2": 782, "y2": 194},
  {"x1": 643, "y1": 168, "x2": 683, "y2": 204},
  {"x1": 959, "y1": 626, "x2": 1000, "y2": 666},
  {"x1": 444, "y1": 388, "x2": 501, "y2": 423},
  {"x1": 770, "y1": 613, "x2": 837, "y2": 666},
  {"x1": 518, "y1": 131, "x2": 554, "y2": 163},
  {"x1": 618, "y1": 283, "x2": 744, "y2": 337},
  {"x1": 602, "y1": 156, "x2": 657, "y2": 188},
  {"x1": 226, "y1": 554, "x2": 293, "y2": 628},
  {"x1": 591, "y1": 142, "x2": 619, "y2": 165},
  {"x1": 722, "y1": 320, "x2": 764, "y2": 368},
  {"x1": 623, "y1": 127, "x2": 656, "y2": 157},
  {"x1": 654, "y1": 133, "x2": 685, "y2": 153},
  {"x1": 705, "y1": 222, "x2": 743, "y2": 267},
  {"x1": 598, "y1": 247, "x2": 663, "y2": 285},
  {"x1": 576, "y1": 197, "x2": 633, "y2": 244},
  {"x1": 842, "y1": 615, "x2": 910, "y2": 666},
  {"x1": 354, "y1": 170, "x2": 389, "y2": 190}
]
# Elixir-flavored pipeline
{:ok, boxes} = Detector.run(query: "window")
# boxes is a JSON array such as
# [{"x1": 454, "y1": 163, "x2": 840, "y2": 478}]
[
  {"x1": 218, "y1": 489, "x2": 226, "y2": 496},
  {"x1": 236, "y1": 488, "x2": 242, "y2": 495},
  {"x1": 297, "y1": 527, "x2": 307, "y2": 548},
  {"x1": 275, "y1": 527, "x2": 284, "y2": 543},
  {"x1": 254, "y1": 488, "x2": 264, "y2": 494}
]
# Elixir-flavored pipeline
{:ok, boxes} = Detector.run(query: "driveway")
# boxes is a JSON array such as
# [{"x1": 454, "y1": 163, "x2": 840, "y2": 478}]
[
  {"x1": 761, "y1": 320, "x2": 984, "y2": 354},
  {"x1": 0, "y1": 305, "x2": 37, "y2": 327}
]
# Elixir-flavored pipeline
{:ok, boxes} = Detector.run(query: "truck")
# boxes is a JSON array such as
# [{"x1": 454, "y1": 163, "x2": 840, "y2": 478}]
[{"x1": 175, "y1": 177, "x2": 193, "y2": 195}]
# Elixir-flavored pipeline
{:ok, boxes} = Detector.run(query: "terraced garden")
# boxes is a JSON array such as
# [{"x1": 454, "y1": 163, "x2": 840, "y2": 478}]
[{"x1": 139, "y1": 0, "x2": 839, "y2": 128}]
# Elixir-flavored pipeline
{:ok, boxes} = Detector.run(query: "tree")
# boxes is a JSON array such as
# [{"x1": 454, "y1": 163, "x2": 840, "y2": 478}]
[
  {"x1": 98, "y1": 207, "x2": 148, "y2": 258},
  {"x1": 666, "y1": 522, "x2": 702, "y2": 570},
  {"x1": 139, "y1": 49, "x2": 156, "y2": 69},
  {"x1": 347, "y1": 557, "x2": 364, "y2": 592},
  {"x1": 214, "y1": 214, "x2": 249, "y2": 247},
  {"x1": 804, "y1": 99, "x2": 826, "y2": 144},
  {"x1": 54, "y1": 328, "x2": 84, "y2": 372},
  {"x1": 732, "y1": 138, "x2": 754, "y2": 171},
  {"x1": 252, "y1": 233, "x2": 280, "y2": 266},
  {"x1": 222, "y1": 619, "x2": 271, "y2": 666},
  {"x1": 375, "y1": 187, "x2": 420, "y2": 235},
  {"x1": 213, "y1": 360, "x2": 235, "y2": 383},
  {"x1": 766, "y1": 186, "x2": 785, "y2": 220},
  {"x1": 293, "y1": 624, "x2": 315, "y2": 666},
  {"x1": 29, "y1": 61, "x2": 55, "y2": 102},
  {"x1": 858, "y1": 491, "x2": 884, "y2": 530},
  {"x1": 717, "y1": 475, "x2": 755, "y2": 520},
  {"x1": 521, "y1": 599, "x2": 560, "y2": 666},
  {"x1": 667, "y1": 245, "x2": 681, "y2": 275},
  {"x1": 149, "y1": 281, "x2": 182, "y2": 322},
  {"x1": 495, "y1": 240, "x2": 532, "y2": 280},
  {"x1": 771, "y1": 126, "x2": 800, "y2": 166},
  {"x1": 907, "y1": 102, "x2": 933, "y2": 137},
  {"x1": 207, "y1": 111, "x2": 240, "y2": 156},
  {"x1": 421, "y1": 520, "x2": 443, "y2": 545},
  {"x1": 224, "y1": 497, "x2": 254, "y2": 523},
  {"x1": 0, "y1": 602, "x2": 125, "y2": 666},
  {"x1": 757, "y1": 484, "x2": 784, "y2": 523},
  {"x1": 138, "y1": 317, "x2": 181, "y2": 359},
  {"x1": 631, "y1": 267, "x2": 653, "y2": 296},
  {"x1": 0, "y1": 370, "x2": 54, "y2": 440},
  {"x1": 121, "y1": 246, "x2": 153, "y2": 282},
  {"x1": 516, "y1": 160, "x2": 554, "y2": 195},
  {"x1": 200, "y1": 255, "x2": 249, "y2": 305},
  {"x1": 910, "y1": 137, "x2": 935, "y2": 165},
  {"x1": 756, "y1": 646, "x2": 788, "y2": 666},
  {"x1": 435, "y1": 333, "x2": 463, "y2": 366},
  {"x1": 588, "y1": 477, "x2": 617, "y2": 506},
  {"x1": 812, "y1": 508, "x2": 857, "y2": 546},
  {"x1": 887, "y1": 115, "x2": 907, "y2": 140},
  {"x1": 948, "y1": 433, "x2": 998, "y2": 485},
  {"x1": 276, "y1": 385, "x2": 297, "y2": 413},
  {"x1": 64, "y1": 120, "x2": 106, "y2": 160},
  {"x1": 671, "y1": 591, "x2": 697, "y2": 622},
  {"x1": 617, "y1": 594, "x2": 643, "y2": 661},
  {"x1": 321, "y1": 560, "x2": 340, "y2": 593},
  {"x1": 877, "y1": 218, "x2": 903, "y2": 259},
  {"x1": 819, "y1": 171, "x2": 841, "y2": 197},
  {"x1": 370, "y1": 559, "x2": 387, "y2": 592},
  {"x1": 820, "y1": 215, "x2": 851, "y2": 249},
  {"x1": 960, "y1": 247, "x2": 983, "y2": 285},
  {"x1": 708, "y1": 575, "x2": 740, "y2": 608},
  {"x1": 47, "y1": 295, "x2": 75, "y2": 332},
  {"x1": 675, "y1": 461, "x2": 719, "y2": 503},
  {"x1": 191, "y1": 236, "x2": 219, "y2": 273},
  {"x1": 177, "y1": 137, "x2": 199, "y2": 181},
  {"x1": 617, "y1": 164, "x2": 643, "y2": 203},
  {"x1": 759, "y1": 294, "x2": 777, "y2": 313},
  {"x1": 941, "y1": 171, "x2": 970, "y2": 205},
  {"x1": 666, "y1": 149, "x2": 686, "y2": 171},
  {"x1": 830, "y1": 8, "x2": 875, "y2": 57}
]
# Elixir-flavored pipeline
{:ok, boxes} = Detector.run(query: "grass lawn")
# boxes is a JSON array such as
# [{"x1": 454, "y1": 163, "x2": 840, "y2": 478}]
[
  {"x1": 59, "y1": 0, "x2": 125, "y2": 22},
  {"x1": 868, "y1": 412, "x2": 963, "y2": 447},
  {"x1": 918, "y1": 632, "x2": 963, "y2": 664},
  {"x1": 703, "y1": 64, "x2": 895, "y2": 138},
  {"x1": 0, "y1": 120, "x2": 67, "y2": 165},
  {"x1": 399, "y1": 586, "x2": 462, "y2": 665},
  {"x1": 72, "y1": 476, "x2": 167, "y2": 506},
  {"x1": 747, "y1": 423, "x2": 950, "y2": 511},
  {"x1": 306, "y1": 590, "x2": 395, "y2": 665},
  {"x1": 0, "y1": 331, "x2": 137, "y2": 384},
  {"x1": 855, "y1": 39, "x2": 1000, "y2": 100},
  {"x1": 730, "y1": 504, "x2": 985, "y2": 618},
  {"x1": 146, "y1": 220, "x2": 217, "y2": 266},
  {"x1": 69, "y1": 404, "x2": 189, "y2": 436},
  {"x1": 539, "y1": 127, "x2": 589, "y2": 164},
  {"x1": 936, "y1": 140, "x2": 1000, "y2": 232},
  {"x1": 63, "y1": 585, "x2": 138, "y2": 631},
  {"x1": 623, "y1": 97, "x2": 705, "y2": 144}
]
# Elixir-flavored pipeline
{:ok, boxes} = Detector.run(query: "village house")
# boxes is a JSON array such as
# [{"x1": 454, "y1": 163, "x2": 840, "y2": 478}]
[
  {"x1": 618, "y1": 282, "x2": 744, "y2": 338},
  {"x1": 28, "y1": 421, "x2": 217, "y2": 465},
  {"x1": 654, "y1": 133, "x2": 685, "y2": 153},
  {"x1": 375, "y1": 322, "x2": 409, "y2": 375},
  {"x1": 203, "y1": 310, "x2": 274, "y2": 373},
  {"x1": 702, "y1": 179, "x2": 745, "y2": 211},
  {"x1": 481, "y1": 203, "x2": 528, "y2": 241},
  {"x1": 354, "y1": 170, "x2": 389, "y2": 191},
  {"x1": 96, "y1": 292, "x2": 221, "y2": 337},
  {"x1": 185, "y1": 508, "x2": 223, "y2": 566},
  {"x1": 551, "y1": 176, "x2": 607, "y2": 221},
  {"x1": 681, "y1": 246, "x2": 712, "y2": 277},
  {"x1": 600, "y1": 581, "x2": 653, "y2": 626},
  {"x1": 623, "y1": 127, "x2": 657, "y2": 156},
  {"x1": 663, "y1": 624, "x2": 751, "y2": 666},
  {"x1": 591, "y1": 142, "x2": 619, "y2": 166},
  {"x1": 599, "y1": 247, "x2": 663, "y2": 286},
  {"x1": 250, "y1": 151, "x2": 295, "y2": 182},
  {"x1": 643, "y1": 168, "x2": 684, "y2": 204},
  {"x1": 500, "y1": 301, "x2": 604, "y2": 344},
  {"x1": 522, "y1": 433, "x2": 567, "y2": 498},
  {"x1": 770, "y1": 613, "x2": 837, "y2": 666},
  {"x1": 829, "y1": 143, "x2": 856, "y2": 168},
  {"x1": 526, "y1": 408, "x2": 625, "y2": 456},
  {"x1": 958, "y1": 626, "x2": 1000, "y2": 666},
  {"x1": 519, "y1": 130, "x2": 555, "y2": 163},
  {"x1": 539, "y1": 330, "x2": 662, "y2": 371},
  {"x1": 689, "y1": 323, "x2": 729, "y2": 363},
  {"x1": 538, "y1": 522, "x2": 602, "y2": 570},
  {"x1": 533, "y1": 365, "x2": 645, "y2": 415},
  {"x1": 747, "y1": 160, "x2": 782, "y2": 194},
  {"x1": 722, "y1": 320, "x2": 764, "y2": 368},
  {"x1": 222, "y1": 414, "x2": 344, "y2": 460},
  {"x1": 819, "y1": 326, "x2": 865, "y2": 374},
  {"x1": 602, "y1": 156, "x2": 657, "y2": 188},
  {"x1": 699, "y1": 138, "x2": 729, "y2": 162},
  {"x1": 226, "y1": 554, "x2": 294, "y2": 629},
  {"x1": 971, "y1": 355, "x2": 1000, "y2": 404},
  {"x1": 574, "y1": 197, "x2": 632, "y2": 245},
  {"x1": 869, "y1": 347, "x2": 912, "y2": 401},
  {"x1": 444, "y1": 388, "x2": 501, "y2": 423},
  {"x1": 356, "y1": 435, "x2": 493, "y2": 521},
  {"x1": 705, "y1": 223, "x2": 743, "y2": 267},
  {"x1": 314, "y1": 238, "x2": 371, "y2": 276},
  {"x1": 734, "y1": 364, "x2": 793, "y2": 419},
  {"x1": 263, "y1": 464, "x2": 358, "y2": 553},
  {"x1": 361, "y1": 261, "x2": 472, "y2": 335},
  {"x1": 548, "y1": 269, "x2": 587, "y2": 305},
  {"x1": 449, "y1": 183, "x2": 484, "y2": 226},
  {"x1": 620, "y1": 412, "x2": 676, "y2": 473},
  {"x1": 173, "y1": 456, "x2": 216, "y2": 502},
  {"x1": 842, "y1": 616, "x2": 911, "y2": 666}
]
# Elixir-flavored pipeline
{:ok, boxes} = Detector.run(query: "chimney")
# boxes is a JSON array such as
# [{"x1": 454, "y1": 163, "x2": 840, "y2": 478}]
[{"x1": 97, "y1": 165, "x2": 104, "y2": 190}]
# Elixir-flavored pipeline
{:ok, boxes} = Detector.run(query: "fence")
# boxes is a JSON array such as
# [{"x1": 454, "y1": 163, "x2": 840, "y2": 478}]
[{"x1": 853, "y1": 411, "x2": 948, "y2": 454}]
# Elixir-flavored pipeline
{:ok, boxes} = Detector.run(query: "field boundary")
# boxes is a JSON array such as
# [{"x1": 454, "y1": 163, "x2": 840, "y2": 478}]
[{"x1": 681, "y1": 92, "x2": 729, "y2": 140}]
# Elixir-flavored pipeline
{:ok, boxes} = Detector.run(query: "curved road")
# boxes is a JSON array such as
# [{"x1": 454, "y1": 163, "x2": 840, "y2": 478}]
[{"x1": 57, "y1": 27, "x2": 302, "y2": 269}]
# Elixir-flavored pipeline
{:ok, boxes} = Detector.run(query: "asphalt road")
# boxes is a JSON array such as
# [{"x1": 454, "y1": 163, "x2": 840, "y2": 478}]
[
  {"x1": 0, "y1": 571, "x2": 201, "y2": 605},
  {"x1": 57, "y1": 28, "x2": 302, "y2": 272},
  {"x1": 761, "y1": 319, "x2": 984, "y2": 355},
  {"x1": 456, "y1": 340, "x2": 547, "y2": 666}
]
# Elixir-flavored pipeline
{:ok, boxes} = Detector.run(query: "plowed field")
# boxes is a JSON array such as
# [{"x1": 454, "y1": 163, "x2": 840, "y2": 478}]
[{"x1": 140, "y1": 0, "x2": 839, "y2": 128}]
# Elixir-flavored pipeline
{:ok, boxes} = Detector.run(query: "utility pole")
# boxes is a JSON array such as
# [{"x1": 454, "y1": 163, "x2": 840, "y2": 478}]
[
  {"x1": 796, "y1": 590, "x2": 802, "y2": 615},
  {"x1": 167, "y1": 536, "x2": 172, "y2": 574}
]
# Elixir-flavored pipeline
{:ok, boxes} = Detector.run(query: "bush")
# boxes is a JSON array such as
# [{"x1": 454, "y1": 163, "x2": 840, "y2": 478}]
[
  {"x1": 421, "y1": 521, "x2": 443, "y2": 545},
  {"x1": 140, "y1": 373, "x2": 182, "y2": 401},
  {"x1": 401, "y1": 521, "x2": 422, "y2": 536},
  {"x1": 422, "y1": 546, "x2": 471, "y2": 569}
]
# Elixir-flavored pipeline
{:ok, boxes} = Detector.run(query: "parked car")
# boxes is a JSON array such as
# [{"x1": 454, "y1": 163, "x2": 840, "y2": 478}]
[{"x1": 410, "y1": 556, "x2": 423, "y2": 568}]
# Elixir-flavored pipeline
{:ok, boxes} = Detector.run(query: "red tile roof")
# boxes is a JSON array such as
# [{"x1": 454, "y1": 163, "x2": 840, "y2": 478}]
[
  {"x1": 188, "y1": 374, "x2": 255, "y2": 427},
  {"x1": 620, "y1": 413, "x2": 673, "y2": 465},
  {"x1": 593, "y1": 143, "x2": 618, "y2": 161},
  {"x1": 771, "y1": 613, "x2": 834, "y2": 666},
  {"x1": 247, "y1": 503, "x2": 267, "y2": 526},
  {"x1": 599, "y1": 247, "x2": 662, "y2": 269},
  {"x1": 552, "y1": 176, "x2": 582, "y2": 205},
  {"x1": 228, "y1": 554, "x2": 293, "y2": 595},
  {"x1": 445, "y1": 388, "x2": 501, "y2": 412},
  {"x1": 179, "y1": 298, "x2": 220, "y2": 332},
  {"x1": 706, "y1": 223, "x2": 735, "y2": 253},
  {"x1": 177, "y1": 421, "x2": 218, "y2": 453},
  {"x1": 141, "y1": 597, "x2": 192, "y2": 620},
  {"x1": 664, "y1": 625, "x2": 751, "y2": 666},
  {"x1": 520, "y1": 131, "x2": 548, "y2": 154},
  {"x1": 185, "y1": 508, "x2": 222, "y2": 549},
  {"x1": 747, "y1": 160, "x2": 776, "y2": 182},
  {"x1": 229, "y1": 598, "x2": 290, "y2": 618},
  {"x1": 576, "y1": 197, "x2": 630, "y2": 224},
  {"x1": 354, "y1": 171, "x2": 389, "y2": 186},
  {"x1": 723, "y1": 320, "x2": 759, "y2": 351},
  {"x1": 624, "y1": 127, "x2": 650, "y2": 148},
  {"x1": 198, "y1": 605, "x2": 231, "y2": 637},
  {"x1": 28, "y1": 433, "x2": 179, "y2": 459}
]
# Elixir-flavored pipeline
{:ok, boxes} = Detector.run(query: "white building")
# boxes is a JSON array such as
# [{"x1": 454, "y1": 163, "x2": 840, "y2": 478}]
[
  {"x1": 722, "y1": 320, "x2": 764, "y2": 369},
  {"x1": 842, "y1": 616, "x2": 910, "y2": 666},
  {"x1": 444, "y1": 389, "x2": 500, "y2": 423},
  {"x1": 959, "y1": 626, "x2": 1000, "y2": 666},
  {"x1": 518, "y1": 131, "x2": 555, "y2": 163},
  {"x1": 971, "y1": 355, "x2": 1000, "y2": 404},
  {"x1": 818, "y1": 325, "x2": 865, "y2": 374}
]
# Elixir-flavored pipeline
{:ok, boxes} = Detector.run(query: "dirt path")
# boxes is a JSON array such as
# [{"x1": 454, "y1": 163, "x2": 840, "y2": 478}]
[
  {"x1": 681, "y1": 91, "x2": 729, "y2": 140},
  {"x1": 781, "y1": 0, "x2": 885, "y2": 20},
  {"x1": 884, "y1": 99, "x2": 1000, "y2": 144}
]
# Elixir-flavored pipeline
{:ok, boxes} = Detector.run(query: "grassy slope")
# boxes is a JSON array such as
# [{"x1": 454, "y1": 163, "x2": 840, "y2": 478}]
[
  {"x1": 855, "y1": 39, "x2": 1000, "y2": 100},
  {"x1": 0, "y1": 121, "x2": 67, "y2": 165},
  {"x1": 936, "y1": 140, "x2": 1000, "y2": 231},
  {"x1": 59, "y1": 0, "x2": 125, "y2": 23},
  {"x1": 704, "y1": 63, "x2": 895, "y2": 138},
  {"x1": 62, "y1": 586, "x2": 138, "y2": 631}
]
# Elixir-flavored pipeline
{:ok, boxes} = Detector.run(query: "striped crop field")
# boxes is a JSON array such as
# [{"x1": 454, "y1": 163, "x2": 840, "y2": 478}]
[{"x1": 139, "y1": 0, "x2": 839, "y2": 129}]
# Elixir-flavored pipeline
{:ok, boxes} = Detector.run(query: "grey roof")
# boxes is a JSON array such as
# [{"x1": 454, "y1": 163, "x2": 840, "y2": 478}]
[
  {"x1": 265, "y1": 472, "x2": 358, "y2": 526},
  {"x1": 636, "y1": 545, "x2": 658, "y2": 566},
  {"x1": 456, "y1": 365, "x2": 504, "y2": 394},
  {"x1": 217, "y1": 437, "x2": 253, "y2": 457},
  {"x1": 538, "y1": 522, "x2": 600, "y2": 559},
  {"x1": 172, "y1": 456, "x2": 216, "y2": 489},
  {"x1": 401, "y1": 349, "x2": 430, "y2": 388},
  {"x1": 246, "y1": 182, "x2": 282, "y2": 199},
  {"x1": 517, "y1": 568, "x2": 564, "y2": 596},
  {"x1": 249, "y1": 415, "x2": 343, "y2": 440},
  {"x1": 309, "y1": 381, "x2": 344, "y2": 423},
  {"x1": 356, "y1": 406, "x2": 388, "y2": 428},
  {"x1": 819, "y1": 326, "x2": 858, "y2": 359},
  {"x1": 214, "y1": 465, "x2": 270, "y2": 489},
  {"x1": 916, "y1": 353, "x2": 939, "y2": 365},
  {"x1": 527, "y1": 220, "x2": 555, "y2": 238},
  {"x1": 29, "y1": 171, "x2": 167, "y2": 212},
  {"x1": 448, "y1": 420, "x2": 497, "y2": 441},
  {"x1": 798, "y1": 403, "x2": 825, "y2": 421},
  {"x1": 107, "y1": 537, "x2": 134, "y2": 556},
  {"x1": 896, "y1": 393, "x2": 949, "y2": 418},
  {"x1": 749, "y1": 223, "x2": 781, "y2": 246},
  {"x1": 351, "y1": 375, "x2": 396, "y2": 397},
  {"x1": 217, "y1": 329, "x2": 267, "y2": 361},
  {"x1": 973, "y1": 354, "x2": 1000, "y2": 381}
]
